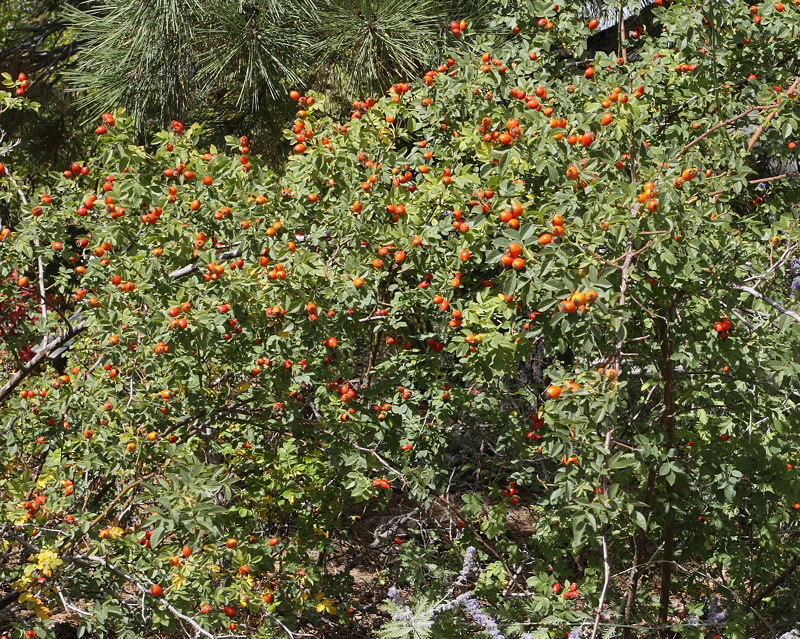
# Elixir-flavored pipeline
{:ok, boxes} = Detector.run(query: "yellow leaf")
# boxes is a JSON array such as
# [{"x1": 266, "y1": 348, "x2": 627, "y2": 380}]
[
  {"x1": 107, "y1": 526, "x2": 125, "y2": 539},
  {"x1": 325, "y1": 604, "x2": 338, "y2": 616},
  {"x1": 172, "y1": 572, "x2": 187, "y2": 590},
  {"x1": 704, "y1": 540, "x2": 712, "y2": 550},
  {"x1": 316, "y1": 602, "x2": 326, "y2": 613},
  {"x1": 35, "y1": 549, "x2": 62, "y2": 573},
  {"x1": 35, "y1": 604, "x2": 51, "y2": 620}
]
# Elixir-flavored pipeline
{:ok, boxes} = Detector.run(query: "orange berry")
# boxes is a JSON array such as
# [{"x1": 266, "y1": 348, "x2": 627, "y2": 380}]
[
  {"x1": 545, "y1": 385, "x2": 562, "y2": 399},
  {"x1": 557, "y1": 300, "x2": 577, "y2": 313}
]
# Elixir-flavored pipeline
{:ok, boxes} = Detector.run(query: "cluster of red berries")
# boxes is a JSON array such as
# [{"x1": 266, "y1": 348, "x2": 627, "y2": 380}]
[
  {"x1": 287, "y1": 97, "x2": 315, "y2": 152},
  {"x1": 551, "y1": 582, "x2": 580, "y2": 599},
  {"x1": 426, "y1": 336, "x2": 445, "y2": 352},
  {"x1": 350, "y1": 96, "x2": 376, "y2": 120},
  {"x1": 526, "y1": 413, "x2": 545, "y2": 442},
  {"x1": 138, "y1": 529, "x2": 154, "y2": 548},
  {"x1": 476, "y1": 113, "x2": 523, "y2": 147},
  {"x1": 238, "y1": 135, "x2": 251, "y2": 171},
  {"x1": 713, "y1": 316, "x2": 733, "y2": 339},
  {"x1": 334, "y1": 380, "x2": 358, "y2": 403},
  {"x1": 140, "y1": 205, "x2": 163, "y2": 225},
  {"x1": 20, "y1": 494, "x2": 46, "y2": 519},
  {"x1": 13, "y1": 72, "x2": 29, "y2": 96},
  {"x1": 63, "y1": 161, "x2": 89, "y2": 180},
  {"x1": 502, "y1": 481, "x2": 520, "y2": 505},
  {"x1": 264, "y1": 305, "x2": 286, "y2": 320},
  {"x1": 449, "y1": 19, "x2": 467, "y2": 36},
  {"x1": 422, "y1": 59, "x2": 454, "y2": 87},
  {"x1": 200, "y1": 262, "x2": 226, "y2": 282},
  {"x1": 95, "y1": 112, "x2": 116, "y2": 135}
]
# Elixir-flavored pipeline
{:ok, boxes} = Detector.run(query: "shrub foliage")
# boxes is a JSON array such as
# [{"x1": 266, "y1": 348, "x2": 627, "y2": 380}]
[{"x1": 2, "y1": 1, "x2": 800, "y2": 637}]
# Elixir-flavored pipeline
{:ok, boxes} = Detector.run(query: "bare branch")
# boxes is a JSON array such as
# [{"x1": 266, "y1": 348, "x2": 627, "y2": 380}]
[
  {"x1": 747, "y1": 74, "x2": 800, "y2": 151},
  {"x1": 0, "y1": 321, "x2": 88, "y2": 404},
  {"x1": 63, "y1": 554, "x2": 216, "y2": 638},
  {"x1": 734, "y1": 285, "x2": 800, "y2": 323},
  {"x1": 748, "y1": 172, "x2": 800, "y2": 184},
  {"x1": 168, "y1": 248, "x2": 241, "y2": 279},
  {"x1": 677, "y1": 104, "x2": 773, "y2": 157}
]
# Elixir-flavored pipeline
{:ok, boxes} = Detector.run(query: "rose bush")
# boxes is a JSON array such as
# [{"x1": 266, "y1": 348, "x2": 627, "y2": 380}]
[{"x1": 2, "y1": 1, "x2": 800, "y2": 637}]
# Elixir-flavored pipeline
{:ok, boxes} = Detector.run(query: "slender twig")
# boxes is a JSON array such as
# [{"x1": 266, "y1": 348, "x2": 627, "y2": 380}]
[
  {"x1": 751, "y1": 555, "x2": 800, "y2": 605},
  {"x1": 747, "y1": 75, "x2": 800, "y2": 151},
  {"x1": 656, "y1": 298, "x2": 679, "y2": 638},
  {"x1": 748, "y1": 172, "x2": 800, "y2": 184},
  {"x1": 742, "y1": 243, "x2": 797, "y2": 283},
  {"x1": 677, "y1": 104, "x2": 773, "y2": 156},
  {"x1": 575, "y1": 243, "x2": 622, "y2": 269},
  {"x1": 590, "y1": 425, "x2": 615, "y2": 639},
  {"x1": 614, "y1": 238, "x2": 654, "y2": 266},
  {"x1": 349, "y1": 442, "x2": 407, "y2": 484},
  {"x1": 54, "y1": 584, "x2": 92, "y2": 617},
  {"x1": 86, "y1": 473, "x2": 157, "y2": 530},
  {"x1": 614, "y1": 234, "x2": 636, "y2": 366}
]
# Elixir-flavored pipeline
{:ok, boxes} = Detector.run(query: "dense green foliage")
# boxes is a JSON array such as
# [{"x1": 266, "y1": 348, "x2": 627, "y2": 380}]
[
  {"x1": 2, "y1": 1, "x2": 800, "y2": 638},
  {"x1": 0, "y1": 0, "x2": 492, "y2": 177}
]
